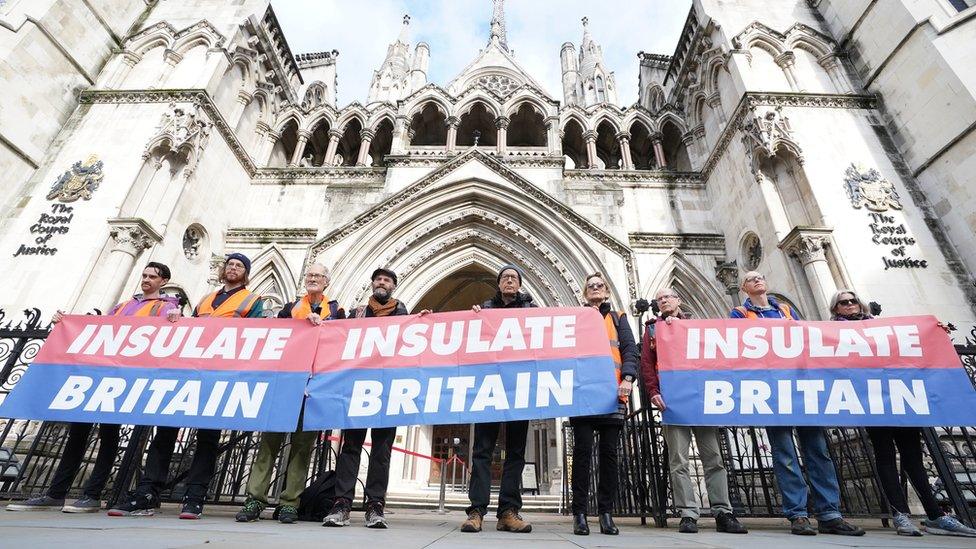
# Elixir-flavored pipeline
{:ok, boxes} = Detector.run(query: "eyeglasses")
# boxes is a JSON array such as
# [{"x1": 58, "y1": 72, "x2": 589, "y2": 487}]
[
  {"x1": 657, "y1": 294, "x2": 679, "y2": 301},
  {"x1": 586, "y1": 282, "x2": 605, "y2": 290},
  {"x1": 744, "y1": 275, "x2": 766, "y2": 283},
  {"x1": 837, "y1": 298, "x2": 858, "y2": 306},
  {"x1": 305, "y1": 273, "x2": 327, "y2": 280},
  {"x1": 225, "y1": 262, "x2": 246, "y2": 271}
]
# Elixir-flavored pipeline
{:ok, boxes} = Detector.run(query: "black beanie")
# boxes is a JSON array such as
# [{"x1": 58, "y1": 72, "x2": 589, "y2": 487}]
[{"x1": 497, "y1": 264, "x2": 523, "y2": 284}]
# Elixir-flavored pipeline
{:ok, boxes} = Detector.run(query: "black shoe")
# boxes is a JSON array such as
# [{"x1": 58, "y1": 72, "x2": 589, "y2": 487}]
[
  {"x1": 598, "y1": 513, "x2": 618, "y2": 535},
  {"x1": 818, "y1": 517, "x2": 865, "y2": 536},
  {"x1": 235, "y1": 498, "x2": 265, "y2": 522},
  {"x1": 573, "y1": 513, "x2": 589, "y2": 535},
  {"x1": 278, "y1": 505, "x2": 298, "y2": 524},
  {"x1": 364, "y1": 501, "x2": 388, "y2": 529},
  {"x1": 107, "y1": 493, "x2": 155, "y2": 517},
  {"x1": 179, "y1": 500, "x2": 203, "y2": 520},
  {"x1": 715, "y1": 512, "x2": 748, "y2": 534},
  {"x1": 791, "y1": 516, "x2": 817, "y2": 535},
  {"x1": 678, "y1": 516, "x2": 698, "y2": 533}
]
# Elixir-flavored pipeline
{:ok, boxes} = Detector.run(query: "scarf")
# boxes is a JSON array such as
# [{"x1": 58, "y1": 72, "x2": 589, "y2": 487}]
[
  {"x1": 366, "y1": 295, "x2": 398, "y2": 317},
  {"x1": 291, "y1": 294, "x2": 326, "y2": 320}
]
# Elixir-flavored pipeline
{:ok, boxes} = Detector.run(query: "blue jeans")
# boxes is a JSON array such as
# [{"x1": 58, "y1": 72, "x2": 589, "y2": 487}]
[{"x1": 767, "y1": 426, "x2": 842, "y2": 521}]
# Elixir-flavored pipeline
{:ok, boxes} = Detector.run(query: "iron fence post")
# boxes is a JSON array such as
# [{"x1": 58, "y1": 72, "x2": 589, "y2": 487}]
[{"x1": 921, "y1": 427, "x2": 975, "y2": 527}]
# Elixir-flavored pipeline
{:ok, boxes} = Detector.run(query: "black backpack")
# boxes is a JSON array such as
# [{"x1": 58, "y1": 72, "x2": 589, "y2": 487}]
[{"x1": 293, "y1": 469, "x2": 336, "y2": 522}]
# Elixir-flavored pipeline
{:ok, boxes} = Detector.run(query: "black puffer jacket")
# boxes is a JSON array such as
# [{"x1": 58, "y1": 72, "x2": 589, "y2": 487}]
[{"x1": 481, "y1": 291, "x2": 538, "y2": 309}]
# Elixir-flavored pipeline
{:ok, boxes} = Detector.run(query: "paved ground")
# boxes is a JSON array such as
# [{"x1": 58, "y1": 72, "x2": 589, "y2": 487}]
[{"x1": 2, "y1": 504, "x2": 976, "y2": 549}]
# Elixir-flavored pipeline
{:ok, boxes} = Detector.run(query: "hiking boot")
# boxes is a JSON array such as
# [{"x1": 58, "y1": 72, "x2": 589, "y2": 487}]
[
  {"x1": 321, "y1": 500, "x2": 351, "y2": 527},
  {"x1": 62, "y1": 496, "x2": 101, "y2": 513},
  {"x1": 790, "y1": 516, "x2": 816, "y2": 535},
  {"x1": 923, "y1": 515, "x2": 976, "y2": 537},
  {"x1": 496, "y1": 509, "x2": 532, "y2": 533},
  {"x1": 892, "y1": 512, "x2": 922, "y2": 536},
  {"x1": 278, "y1": 505, "x2": 298, "y2": 524},
  {"x1": 715, "y1": 512, "x2": 748, "y2": 534},
  {"x1": 107, "y1": 493, "x2": 155, "y2": 517},
  {"x1": 678, "y1": 516, "x2": 698, "y2": 533},
  {"x1": 6, "y1": 495, "x2": 64, "y2": 511},
  {"x1": 179, "y1": 500, "x2": 204, "y2": 520},
  {"x1": 818, "y1": 517, "x2": 865, "y2": 536},
  {"x1": 235, "y1": 498, "x2": 265, "y2": 523},
  {"x1": 460, "y1": 510, "x2": 483, "y2": 533},
  {"x1": 364, "y1": 501, "x2": 388, "y2": 529}
]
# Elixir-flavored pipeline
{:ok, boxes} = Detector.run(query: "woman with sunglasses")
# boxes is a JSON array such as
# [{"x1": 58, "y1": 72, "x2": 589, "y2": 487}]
[
  {"x1": 830, "y1": 290, "x2": 976, "y2": 538},
  {"x1": 569, "y1": 272, "x2": 638, "y2": 536}
]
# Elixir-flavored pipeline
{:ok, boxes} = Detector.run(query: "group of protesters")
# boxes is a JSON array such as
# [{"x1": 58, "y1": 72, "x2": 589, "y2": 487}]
[{"x1": 6, "y1": 254, "x2": 976, "y2": 539}]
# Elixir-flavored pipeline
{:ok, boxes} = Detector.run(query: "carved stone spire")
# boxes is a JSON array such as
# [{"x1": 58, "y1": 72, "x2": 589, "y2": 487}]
[{"x1": 489, "y1": 0, "x2": 508, "y2": 51}]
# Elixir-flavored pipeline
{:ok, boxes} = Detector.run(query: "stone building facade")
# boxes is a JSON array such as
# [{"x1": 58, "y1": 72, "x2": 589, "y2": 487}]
[{"x1": 1, "y1": 0, "x2": 974, "y2": 495}]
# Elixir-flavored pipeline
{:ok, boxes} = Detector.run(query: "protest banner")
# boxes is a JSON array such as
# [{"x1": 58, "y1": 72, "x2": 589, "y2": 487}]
[
  {"x1": 656, "y1": 315, "x2": 976, "y2": 426},
  {"x1": 302, "y1": 307, "x2": 620, "y2": 430},
  {"x1": 0, "y1": 315, "x2": 316, "y2": 431}
]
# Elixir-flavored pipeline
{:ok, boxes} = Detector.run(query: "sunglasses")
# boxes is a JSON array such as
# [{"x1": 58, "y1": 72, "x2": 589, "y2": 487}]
[
  {"x1": 837, "y1": 298, "x2": 859, "y2": 306},
  {"x1": 586, "y1": 282, "x2": 606, "y2": 290}
]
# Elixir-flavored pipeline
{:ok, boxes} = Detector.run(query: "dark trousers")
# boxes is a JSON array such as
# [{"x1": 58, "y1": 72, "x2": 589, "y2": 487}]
[
  {"x1": 867, "y1": 427, "x2": 943, "y2": 520},
  {"x1": 46, "y1": 422, "x2": 121, "y2": 500},
  {"x1": 466, "y1": 420, "x2": 529, "y2": 518},
  {"x1": 570, "y1": 421, "x2": 621, "y2": 514},
  {"x1": 334, "y1": 427, "x2": 396, "y2": 505},
  {"x1": 136, "y1": 427, "x2": 221, "y2": 502}
]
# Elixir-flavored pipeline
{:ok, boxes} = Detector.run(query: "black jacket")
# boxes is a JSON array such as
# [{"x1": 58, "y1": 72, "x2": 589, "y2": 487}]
[
  {"x1": 481, "y1": 291, "x2": 538, "y2": 309},
  {"x1": 277, "y1": 299, "x2": 344, "y2": 320},
  {"x1": 348, "y1": 298, "x2": 409, "y2": 318},
  {"x1": 598, "y1": 302, "x2": 638, "y2": 380}
]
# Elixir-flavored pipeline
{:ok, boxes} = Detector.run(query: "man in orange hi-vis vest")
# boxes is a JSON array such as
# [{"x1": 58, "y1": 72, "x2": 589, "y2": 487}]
[
  {"x1": 8, "y1": 262, "x2": 179, "y2": 514},
  {"x1": 109, "y1": 253, "x2": 264, "y2": 520}
]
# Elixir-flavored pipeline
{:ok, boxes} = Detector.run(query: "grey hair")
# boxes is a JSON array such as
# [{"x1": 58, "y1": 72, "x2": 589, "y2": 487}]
[
  {"x1": 829, "y1": 289, "x2": 869, "y2": 316},
  {"x1": 307, "y1": 262, "x2": 331, "y2": 284}
]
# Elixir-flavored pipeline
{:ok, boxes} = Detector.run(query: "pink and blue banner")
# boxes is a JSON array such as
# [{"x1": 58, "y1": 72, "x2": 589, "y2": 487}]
[
  {"x1": 302, "y1": 308, "x2": 619, "y2": 430},
  {"x1": 0, "y1": 315, "x2": 315, "y2": 431},
  {"x1": 655, "y1": 315, "x2": 976, "y2": 426}
]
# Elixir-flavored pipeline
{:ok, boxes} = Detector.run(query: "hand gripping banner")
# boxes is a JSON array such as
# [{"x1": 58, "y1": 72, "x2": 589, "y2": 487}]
[
  {"x1": 0, "y1": 315, "x2": 315, "y2": 431},
  {"x1": 302, "y1": 307, "x2": 620, "y2": 430},
  {"x1": 655, "y1": 315, "x2": 976, "y2": 427}
]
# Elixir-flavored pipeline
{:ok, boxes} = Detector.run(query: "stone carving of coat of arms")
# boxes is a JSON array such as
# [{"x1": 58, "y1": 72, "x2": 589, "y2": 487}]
[
  {"x1": 843, "y1": 164, "x2": 902, "y2": 212},
  {"x1": 46, "y1": 154, "x2": 104, "y2": 202}
]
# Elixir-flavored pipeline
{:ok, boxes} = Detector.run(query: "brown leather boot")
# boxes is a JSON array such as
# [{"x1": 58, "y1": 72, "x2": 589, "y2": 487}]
[
  {"x1": 460, "y1": 510, "x2": 483, "y2": 533},
  {"x1": 496, "y1": 509, "x2": 532, "y2": 533}
]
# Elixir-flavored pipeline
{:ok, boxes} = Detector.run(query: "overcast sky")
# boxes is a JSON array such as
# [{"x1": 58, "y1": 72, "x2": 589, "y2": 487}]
[{"x1": 272, "y1": 0, "x2": 691, "y2": 107}]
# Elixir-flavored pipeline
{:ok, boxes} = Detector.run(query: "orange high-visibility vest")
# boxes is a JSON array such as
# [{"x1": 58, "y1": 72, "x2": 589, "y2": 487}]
[
  {"x1": 113, "y1": 298, "x2": 167, "y2": 317},
  {"x1": 734, "y1": 304, "x2": 794, "y2": 320},
  {"x1": 196, "y1": 289, "x2": 259, "y2": 318},
  {"x1": 603, "y1": 311, "x2": 625, "y2": 383}
]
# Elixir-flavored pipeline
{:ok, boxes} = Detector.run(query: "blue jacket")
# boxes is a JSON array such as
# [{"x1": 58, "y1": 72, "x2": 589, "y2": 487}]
[{"x1": 729, "y1": 296, "x2": 802, "y2": 320}]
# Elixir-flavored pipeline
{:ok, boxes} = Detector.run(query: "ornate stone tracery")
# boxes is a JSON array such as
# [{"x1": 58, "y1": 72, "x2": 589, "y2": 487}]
[{"x1": 143, "y1": 102, "x2": 213, "y2": 176}]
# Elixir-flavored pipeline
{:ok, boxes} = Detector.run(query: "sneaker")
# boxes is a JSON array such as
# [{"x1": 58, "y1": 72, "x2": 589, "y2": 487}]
[
  {"x1": 460, "y1": 510, "x2": 483, "y2": 533},
  {"x1": 922, "y1": 515, "x2": 976, "y2": 537},
  {"x1": 715, "y1": 512, "x2": 748, "y2": 534},
  {"x1": 278, "y1": 505, "x2": 298, "y2": 525},
  {"x1": 235, "y1": 498, "x2": 265, "y2": 523},
  {"x1": 62, "y1": 496, "x2": 101, "y2": 513},
  {"x1": 107, "y1": 493, "x2": 155, "y2": 517},
  {"x1": 678, "y1": 517, "x2": 698, "y2": 533},
  {"x1": 364, "y1": 501, "x2": 388, "y2": 529},
  {"x1": 496, "y1": 509, "x2": 532, "y2": 533},
  {"x1": 179, "y1": 500, "x2": 204, "y2": 520},
  {"x1": 790, "y1": 516, "x2": 816, "y2": 536},
  {"x1": 892, "y1": 512, "x2": 922, "y2": 537},
  {"x1": 321, "y1": 500, "x2": 351, "y2": 527},
  {"x1": 6, "y1": 495, "x2": 64, "y2": 511},
  {"x1": 818, "y1": 517, "x2": 865, "y2": 536}
]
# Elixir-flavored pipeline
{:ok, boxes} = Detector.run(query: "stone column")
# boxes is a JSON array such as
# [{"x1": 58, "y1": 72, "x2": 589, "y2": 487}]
[
  {"x1": 290, "y1": 129, "x2": 311, "y2": 167},
  {"x1": 781, "y1": 229, "x2": 836, "y2": 319},
  {"x1": 681, "y1": 131, "x2": 698, "y2": 168},
  {"x1": 232, "y1": 90, "x2": 252, "y2": 127},
  {"x1": 107, "y1": 51, "x2": 141, "y2": 88},
  {"x1": 715, "y1": 259, "x2": 741, "y2": 308},
  {"x1": 258, "y1": 125, "x2": 279, "y2": 166},
  {"x1": 545, "y1": 116, "x2": 560, "y2": 155},
  {"x1": 76, "y1": 218, "x2": 162, "y2": 313},
  {"x1": 356, "y1": 129, "x2": 375, "y2": 166},
  {"x1": 446, "y1": 116, "x2": 460, "y2": 153},
  {"x1": 583, "y1": 130, "x2": 598, "y2": 168},
  {"x1": 707, "y1": 93, "x2": 726, "y2": 123},
  {"x1": 616, "y1": 131, "x2": 634, "y2": 170},
  {"x1": 818, "y1": 53, "x2": 853, "y2": 93},
  {"x1": 775, "y1": 51, "x2": 800, "y2": 92},
  {"x1": 496, "y1": 116, "x2": 510, "y2": 155},
  {"x1": 651, "y1": 132, "x2": 666, "y2": 169},
  {"x1": 323, "y1": 128, "x2": 342, "y2": 166},
  {"x1": 391, "y1": 115, "x2": 409, "y2": 154}
]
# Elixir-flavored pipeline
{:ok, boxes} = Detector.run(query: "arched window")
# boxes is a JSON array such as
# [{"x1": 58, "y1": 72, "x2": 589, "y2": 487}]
[
  {"x1": 506, "y1": 104, "x2": 546, "y2": 147},
  {"x1": 595, "y1": 75, "x2": 606, "y2": 103},
  {"x1": 561, "y1": 119, "x2": 586, "y2": 169},
  {"x1": 408, "y1": 103, "x2": 447, "y2": 146}
]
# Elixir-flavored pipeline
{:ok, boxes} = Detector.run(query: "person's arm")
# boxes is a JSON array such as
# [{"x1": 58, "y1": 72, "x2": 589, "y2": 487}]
[
  {"x1": 616, "y1": 313, "x2": 638, "y2": 380},
  {"x1": 729, "y1": 308, "x2": 744, "y2": 319},
  {"x1": 245, "y1": 298, "x2": 265, "y2": 319},
  {"x1": 277, "y1": 302, "x2": 293, "y2": 319},
  {"x1": 640, "y1": 326, "x2": 662, "y2": 399}
]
